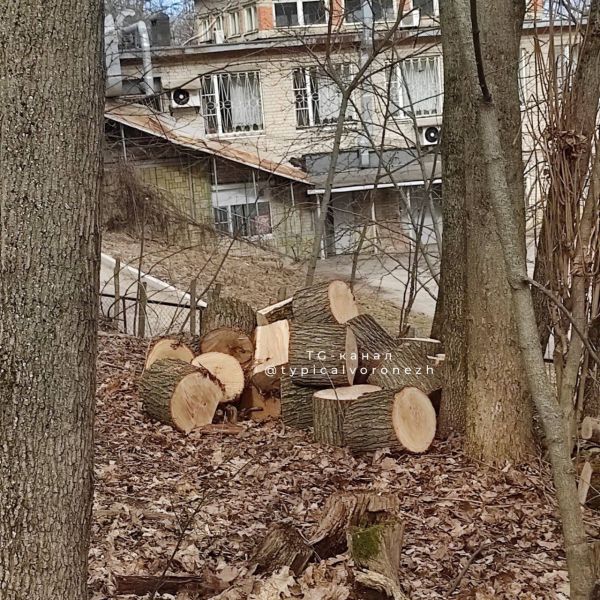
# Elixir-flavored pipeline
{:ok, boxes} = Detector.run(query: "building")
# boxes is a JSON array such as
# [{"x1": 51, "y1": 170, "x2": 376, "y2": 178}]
[{"x1": 104, "y1": 0, "x2": 577, "y2": 258}]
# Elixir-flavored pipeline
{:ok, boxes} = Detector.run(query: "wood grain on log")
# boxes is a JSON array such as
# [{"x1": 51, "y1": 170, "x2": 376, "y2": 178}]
[
  {"x1": 191, "y1": 351, "x2": 245, "y2": 403},
  {"x1": 144, "y1": 337, "x2": 195, "y2": 371},
  {"x1": 293, "y1": 280, "x2": 359, "y2": 324},
  {"x1": 239, "y1": 385, "x2": 281, "y2": 422},
  {"x1": 289, "y1": 322, "x2": 358, "y2": 387},
  {"x1": 199, "y1": 327, "x2": 254, "y2": 371},
  {"x1": 251, "y1": 320, "x2": 289, "y2": 393},
  {"x1": 256, "y1": 297, "x2": 293, "y2": 325},
  {"x1": 280, "y1": 374, "x2": 315, "y2": 430},
  {"x1": 201, "y1": 294, "x2": 256, "y2": 336}
]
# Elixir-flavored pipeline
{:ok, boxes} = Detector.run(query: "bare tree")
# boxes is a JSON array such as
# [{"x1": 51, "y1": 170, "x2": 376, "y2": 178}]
[{"x1": 0, "y1": 1, "x2": 103, "y2": 598}]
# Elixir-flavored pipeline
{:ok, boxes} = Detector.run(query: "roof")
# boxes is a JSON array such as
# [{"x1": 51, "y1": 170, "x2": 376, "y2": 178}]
[{"x1": 105, "y1": 100, "x2": 311, "y2": 184}]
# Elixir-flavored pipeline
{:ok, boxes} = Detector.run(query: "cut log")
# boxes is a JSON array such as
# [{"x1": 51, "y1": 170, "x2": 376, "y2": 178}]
[
  {"x1": 313, "y1": 385, "x2": 382, "y2": 446},
  {"x1": 144, "y1": 337, "x2": 195, "y2": 371},
  {"x1": 348, "y1": 519, "x2": 407, "y2": 600},
  {"x1": 239, "y1": 385, "x2": 281, "y2": 422},
  {"x1": 579, "y1": 461, "x2": 593, "y2": 505},
  {"x1": 343, "y1": 387, "x2": 436, "y2": 454},
  {"x1": 280, "y1": 373, "x2": 315, "y2": 430},
  {"x1": 368, "y1": 343, "x2": 443, "y2": 395},
  {"x1": 293, "y1": 280, "x2": 359, "y2": 324},
  {"x1": 201, "y1": 294, "x2": 256, "y2": 336},
  {"x1": 256, "y1": 297, "x2": 293, "y2": 326},
  {"x1": 199, "y1": 327, "x2": 254, "y2": 371},
  {"x1": 191, "y1": 352, "x2": 245, "y2": 403},
  {"x1": 251, "y1": 320, "x2": 289, "y2": 394},
  {"x1": 289, "y1": 322, "x2": 358, "y2": 387},
  {"x1": 348, "y1": 314, "x2": 396, "y2": 383},
  {"x1": 309, "y1": 491, "x2": 401, "y2": 559},
  {"x1": 113, "y1": 573, "x2": 227, "y2": 597},
  {"x1": 576, "y1": 451, "x2": 600, "y2": 509},
  {"x1": 582, "y1": 417, "x2": 600, "y2": 444},
  {"x1": 398, "y1": 337, "x2": 443, "y2": 357},
  {"x1": 138, "y1": 359, "x2": 224, "y2": 432},
  {"x1": 252, "y1": 523, "x2": 314, "y2": 576}
]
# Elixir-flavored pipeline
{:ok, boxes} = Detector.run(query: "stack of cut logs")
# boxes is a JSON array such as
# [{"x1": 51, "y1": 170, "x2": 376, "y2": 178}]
[{"x1": 139, "y1": 279, "x2": 445, "y2": 453}]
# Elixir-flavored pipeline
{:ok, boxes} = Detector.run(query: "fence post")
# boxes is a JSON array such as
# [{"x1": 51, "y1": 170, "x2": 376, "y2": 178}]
[
  {"x1": 112, "y1": 257, "x2": 121, "y2": 327},
  {"x1": 137, "y1": 281, "x2": 147, "y2": 338},
  {"x1": 189, "y1": 278, "x2": 197, "y2": 336}
]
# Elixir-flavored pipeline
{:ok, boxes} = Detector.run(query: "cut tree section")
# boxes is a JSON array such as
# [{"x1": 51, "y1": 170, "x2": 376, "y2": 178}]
[
  {"x1": 139, "y1": 359, "x2": 224, "y2": 433},
  {"x1": 252, "y1": 523, "x2": 314, "y2": 576},
  {"x1": 399, "y1": 337, "x2": 443, "y2": 357},
  {"x1": 347, "y1": 314, "x2": 396, "y2": 375},
  {"x1": 201, "y1": 294, "x2": 256, "y2": 336},
  {"x1": 313, "y1": 385, "x2": 382, "y2": 446},
  {"x1": 289, "y1": 322, "x2": 358, "y2": 387},
  {"x1": 251, "y1": 319, "x2": 289, "y2": 393},
  {"x1": 144, "y1": 337, "x2": 194, "y2": 371},
  {"x1": 239, "y1": 385, "x2": 281, "y2": 422},
  {"x1": 280, "y1": 373, "x2": 315, "y2": 430},
  {"x1": 199, "y1": 327, "x2": 254, "y2": 371},
  {"x1": 191, "y1": 352, "x2": 245, "y2": 403},
  {"x1": 256, "y1": 297, "x2": 293, "y2": 325},
  {"x1": 391, "y1": 387, "x2": 437, "y2": 453},
  {"x1": 293, "y1": 280, "x2": 359, "y2": 324}
]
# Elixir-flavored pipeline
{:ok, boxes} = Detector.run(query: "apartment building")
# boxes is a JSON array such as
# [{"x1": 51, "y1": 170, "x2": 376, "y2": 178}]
[{"x1": 106, "y1": 0, "x2": 576, "y2": 258}]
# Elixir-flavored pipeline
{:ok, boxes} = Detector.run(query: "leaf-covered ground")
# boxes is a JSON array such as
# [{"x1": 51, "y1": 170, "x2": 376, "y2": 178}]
[{"x1": 91, "y1": 333, "x2": 599, "y2": 599}]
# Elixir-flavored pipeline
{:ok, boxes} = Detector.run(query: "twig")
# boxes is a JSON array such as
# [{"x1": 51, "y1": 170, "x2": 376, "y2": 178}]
[{"x1": 447, "y1": 541, "x2": 489, "y2": 596}]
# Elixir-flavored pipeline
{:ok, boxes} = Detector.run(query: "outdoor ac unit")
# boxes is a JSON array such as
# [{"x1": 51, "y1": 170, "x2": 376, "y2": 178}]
[
  {"x1": 171, "y1": 88, "x2": 201, "y2": 108},
  {"x1": 419, "y1": 125, "x2": 441, "y2": 146},
  {"x1": 212, "y1": 29, "x2": 225, "y2": 44},
  {"x1": 400, "y1": 8, "x2": 420, "y2": 28}
]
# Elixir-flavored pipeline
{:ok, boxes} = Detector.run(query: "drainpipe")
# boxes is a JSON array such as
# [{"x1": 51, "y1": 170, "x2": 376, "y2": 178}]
[
  {"x1": 358, "y1": 0, "x2": 373, "y2": 168},
  {"x1": 119, "y1": 12, "x2": 154, "y2": 95},
  {"x1": 104, "y1": 14, "x2": 123, "y2": 97}
]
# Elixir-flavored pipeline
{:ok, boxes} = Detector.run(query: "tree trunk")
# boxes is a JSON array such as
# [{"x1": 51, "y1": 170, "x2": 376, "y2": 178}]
[
  {"x1": 280, "y1": 373, "x2": 315, "y2": 430},
  {"x1": 201, "y1": 294, "x2": 256, "y2": 336},
  {"x1": 293, "y1": 280, "x2": 359, "y2": 324},
  {"x1": 0, "y1": 1, "x2": 103, "y2": 597}
]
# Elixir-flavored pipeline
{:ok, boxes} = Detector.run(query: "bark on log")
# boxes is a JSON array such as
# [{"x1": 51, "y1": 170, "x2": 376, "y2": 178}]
[
  {"x1": 348, "y1": 519, "x2": 407, "y2": 600},
  {"x1": 239, "y1": 385, "x2": 281, "y2": 422},
  {"x1": 199, "y1": 327, "x2": 254, "y2": 371},
  {"x1": 252, "y1": 523, "x2": 314, "y2": 576},
  {"x1": 368, "y1": 343, "x2": 443, "y2": 395},
  {"x1": 289, "y1": 322, "x2": 358, "y2": 387},
  {"x1": 582, "y1": 417, "x2": 600, "y2": 444},
  {"x1": 348, "y1": 314, "x2": 396, "y2": 381},
  {"x1": 293, "y1": 280, "x2": 359, "y2": 324},
  {"x1": 577, "y1": 451, "x2": 600, "y2": 509},
  {"x1": 313, "y1": 385, "x2": 382, "y2": 446},
  {"x1": 343, "y1": 387, "x2": 436, "y2": 454},
  {"x1": 191, "y1": 352, "x2": 245, "y2": 403},
  {"x1": 398, "y1": 337, "x2": 443, "y2": 357},
  {"x1": 251, "y1": 320, "x2": 289, "y2": 394},
  {"x1": 256, "y1": 297, "x2": 293, "y2": 325},
  {"x1": 138, "y1": 359, "x2": 224, "y2": 432},
  {"x1": 280, "y1": 374, "x2": 315, "y2": 430},
  {"x1": 145, "y1": 337, "x2": 195, "y2": 371},
  {"x1": 309, "y1": 491, "x2": 401, "y2": 559},
  {"x1": 201, "y1": 295, "x2": 256, "y2": 336}
]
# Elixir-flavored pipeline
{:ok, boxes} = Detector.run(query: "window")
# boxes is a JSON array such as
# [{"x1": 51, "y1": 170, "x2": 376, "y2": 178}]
[
  {"x1": 391, "y1": 55, "x2": 443, "y2": 118},
  {"x1": 274, "y1": 0, "x2": 326, "y2": 26},
  {"x1": 412, "y1": 0, "x2": 439, "y2": 16},
  {"x1": 213, "y1": 202, "x2": 272, "y2": 236},
  {"x1": 229, "y1": 11, "x2": 241, "y2": 35},
  {"x1": 244, "y1": 5, "x2": 258, "y2": 30},
  {"x1": 519, "y1": 48, "x2": 533, "y2": 107},
  {"x1": 198, "y1": 18, "x2": 210, "y2": 41},
  {"x1": 293, "y1": 64, "x2": 356, "y2": 127},
  {"x1": 201, "y1": 71, "x2": 264, "y2": 135},
  {"x1": 345, "y1": 0, "x2": 395, "y2": 22},
  {"x1": 553, "y1": 42, "x2": 578, "y2": 93}
]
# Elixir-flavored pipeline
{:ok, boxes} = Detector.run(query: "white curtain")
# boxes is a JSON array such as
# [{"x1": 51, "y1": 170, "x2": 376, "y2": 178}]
[
  {"x1": 399, "y1": 56, "x2": 442, "y2": 117},
  {"x1": 228, "y1": 73, "x2": 263, "y2": 131}
]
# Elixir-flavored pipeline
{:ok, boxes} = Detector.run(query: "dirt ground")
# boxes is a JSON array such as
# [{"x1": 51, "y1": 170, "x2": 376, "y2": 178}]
[
  {"x1": 89, "y1": 333, "x2": 598, "y2": 599},
  {"x1": 101, "y1": 231, "x2": 432, "y2": 335}
]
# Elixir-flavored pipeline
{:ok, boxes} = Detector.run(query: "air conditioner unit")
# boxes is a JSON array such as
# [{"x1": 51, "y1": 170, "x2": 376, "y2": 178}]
[
  {"x1": 171, "y1": 88, "x2": 201, "y2": 108},
  {"x1": 400, "y1": 8, "x2": 420, "y2": 28},
  {"x1": 212, "y1": 28, "x2": 225, "y2": 44},
  {"x1": 419, "y1": 125, "x2": 441, "y2": 146}
]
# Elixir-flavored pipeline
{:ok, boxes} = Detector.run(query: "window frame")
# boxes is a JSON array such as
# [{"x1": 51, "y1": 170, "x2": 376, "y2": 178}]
[
  {"x1": 345, "y1": 0, "x2": 396, "y2": 23},
  {"x1": 200, "y1": 71, "x2": 265, "y2": 136},
  {"x1": 244, "y1": 4, "x2": 258, "y2": 31},
  {"x1": 411, "y1": 0, "x2": 440, "y2": 17},
  {"x1": 212, "y1": 196, "x2": 273, "y2": 238},
  {"x1": 273, "y1": 0, "x2": 327, "y2": 27},
  {"x1": 228, "y1": 11, "x2": 241, "y2": 35}
]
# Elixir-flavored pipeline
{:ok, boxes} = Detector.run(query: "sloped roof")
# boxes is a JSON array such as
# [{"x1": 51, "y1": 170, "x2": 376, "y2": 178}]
[{"x1": 105, "y1": 100, "x2": 311, "y2": 184}]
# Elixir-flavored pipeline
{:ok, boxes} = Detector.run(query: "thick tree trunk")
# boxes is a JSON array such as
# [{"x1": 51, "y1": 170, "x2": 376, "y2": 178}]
[{"x1": 0, "y1": 1, "x2": 103, "y2": 597}]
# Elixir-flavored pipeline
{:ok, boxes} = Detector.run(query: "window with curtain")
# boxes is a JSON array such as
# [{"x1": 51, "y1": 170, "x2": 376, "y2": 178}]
[
  {"x1": 391, "y1": 55, "x2": 443, "y2": 118},
  {"x1": 274, "y1": 0, "x2": 326, "y2": 26},
  {"x1": 213, "y1": 202, "x2": 272, "y2": 236},
  {"x1": 413, "y1": 0, "x2": 438, "y2": 16},
  {"x1": 293, "y1": 64, "x2": 356, "y2": 127},
  {"x1": 200, "y1": 72, "x2": 264, "y2": 134},
  {"x1": 244, "y1": 5, "x2": 258, "y2": 30},
  {"x1": 345, "y1": 0, "x2": 394, "y2": 22}
]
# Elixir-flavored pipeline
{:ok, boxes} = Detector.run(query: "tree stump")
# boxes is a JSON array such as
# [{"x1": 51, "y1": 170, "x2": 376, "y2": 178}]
[
  {"x1": 252, "y1": 523, "x2": 313, "y2": 576},
  {"x1": 251, "y1": 319, "x2": 289, "y2": 394},
  {"x1": 199, "y1": 327, "x2": 254, "y2": 371},
  {"x1": 313, "y1": 385, "x2": 382, "y2": 446},
  {"x1": 239, "y1": 385, "x2": 281, "y2": 422},
  {"x1": 144, "y1": 337, "x2": 195, "y2": 371},
  {"x1": 256, "y1": 297, "x2": 293, "y2": 325},
  {"x1": 201, "y1": 294, "x2": 256, "y2": 336},
  {"x1": 280, "y1": 374, "x2": 315, "y2": 430},
  {"x1": 289, "y1": 322, "x2": 358, "y2": 387},
  {"x1": 368, "y1": 343, "x2": 443, "y2": 395},
  {"x1": 348, "y1": 519, "x2": 407, "y2": 600},
  {"x1": 309, "y1": 491, "x2": 401, "y2": 558},
  {"x1": 343, "y1": 387, "x2": 437, "y2": 454},
  {"x1": 191, "y1": 352, "x2": 245, "y2": 403},
  {"x1": 293, "y1": 280, "x2": 359, "y2": 324},
  {"x1": 139, "y1": 359, "x2": 224, "y2": 432}
]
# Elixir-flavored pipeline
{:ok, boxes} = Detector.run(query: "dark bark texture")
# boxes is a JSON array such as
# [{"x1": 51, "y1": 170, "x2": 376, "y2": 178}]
[{"x1": 0, "y1": 1, "x2": 103, "y2": 598}]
